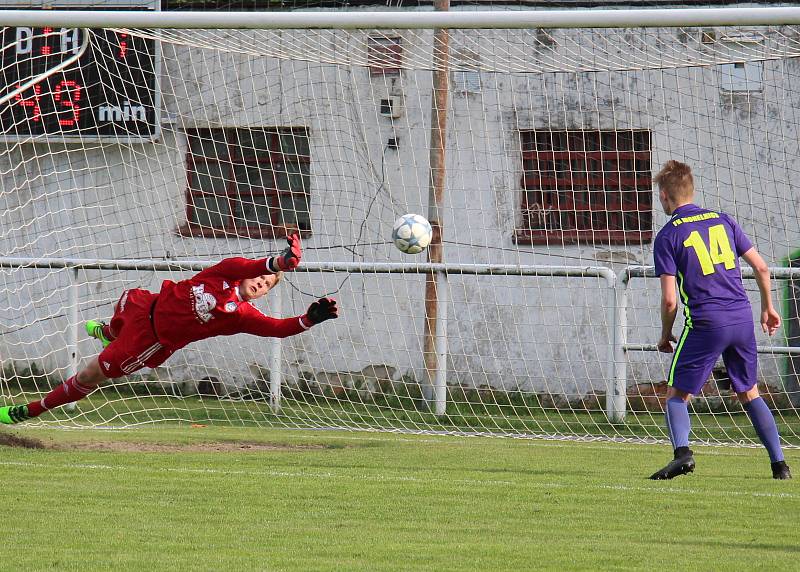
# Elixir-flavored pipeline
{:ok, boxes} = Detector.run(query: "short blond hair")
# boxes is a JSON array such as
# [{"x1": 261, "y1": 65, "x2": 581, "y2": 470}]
[{"x1": 654, "y1": 160, "x2": 694, "y2": 202}]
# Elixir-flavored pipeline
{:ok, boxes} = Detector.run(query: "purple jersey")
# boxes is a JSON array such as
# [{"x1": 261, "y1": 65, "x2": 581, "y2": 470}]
[{"x1": 653, "y1": 204, "x2": 753, "y2": 330}]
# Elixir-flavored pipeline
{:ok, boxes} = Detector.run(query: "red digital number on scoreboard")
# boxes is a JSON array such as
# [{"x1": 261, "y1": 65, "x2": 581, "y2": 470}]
[
  {"x1": 53, "y1": 80, "x2": 82, "y2": 126},
  {"x1": 13, "y1": 79, "x2": 83, "y2": 126},
  {"x1": 14, "y1": 83, "x2": 42, "y2": 122}
]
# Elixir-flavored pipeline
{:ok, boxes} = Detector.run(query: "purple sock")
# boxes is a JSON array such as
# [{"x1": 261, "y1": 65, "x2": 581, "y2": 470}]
[
  {"x1": 745, "y1": 397, "x2": 784, "y2": 463},
  {"x1": 665, "y1": 397, "x2": 691, "y2": 450}
]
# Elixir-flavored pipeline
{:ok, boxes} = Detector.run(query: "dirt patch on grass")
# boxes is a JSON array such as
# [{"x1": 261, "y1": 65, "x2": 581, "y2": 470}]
[
  {"x1": 0, "y1": 430, "x2": 47, "y2": 449},
  {"x1": 57, "y1": 441, "x2": 328, "y2": 453},
  {"x1": 0, "y1": 429, "x2": 330, "y2": 453}
]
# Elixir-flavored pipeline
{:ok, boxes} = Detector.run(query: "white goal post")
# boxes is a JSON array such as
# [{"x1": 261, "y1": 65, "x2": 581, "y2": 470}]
[{"x1": 1, "y1": 7, "x2": 799, "y2": 446}]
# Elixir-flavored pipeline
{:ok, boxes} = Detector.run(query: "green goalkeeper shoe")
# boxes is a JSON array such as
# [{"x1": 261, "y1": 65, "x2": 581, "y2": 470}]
[
  {"x1": 86, "y1": 320, "x2": 112, "y2": 348},
  {"x1": 0, "y1": 405, "x2": 30, "y2": 425}
]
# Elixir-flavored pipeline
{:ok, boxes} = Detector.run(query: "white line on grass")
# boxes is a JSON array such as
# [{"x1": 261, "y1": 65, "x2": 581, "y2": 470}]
[
  {"x1": 597, "y1": 483, "x2": 799, "y2": 499},
  {"x1": 0, "y1": 459, "x2": 796, "y2": 500}
]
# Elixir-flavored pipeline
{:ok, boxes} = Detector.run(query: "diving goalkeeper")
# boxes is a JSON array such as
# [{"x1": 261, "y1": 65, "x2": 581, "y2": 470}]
[{"x1": 0, "y1": 234, "x2": 338, "y2": 424}]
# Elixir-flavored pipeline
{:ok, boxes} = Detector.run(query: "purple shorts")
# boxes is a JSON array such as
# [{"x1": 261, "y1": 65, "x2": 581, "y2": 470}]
[{"x1": 668, "y1": 323, "x2": 757, "y2": 395}]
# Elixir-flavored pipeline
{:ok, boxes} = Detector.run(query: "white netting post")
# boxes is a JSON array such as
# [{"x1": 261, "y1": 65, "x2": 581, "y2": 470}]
[
  {"x1": 64, "y1": 267, "x2": 79, "y2": 413},
  {"x1": 607, "y1": 273, "x2": 626, "y2": 423},
  {"x1": 433, "y1": 270, "x2": 448, "y2": 417},
  {"x1": 270, "y1": 285, "x2": 283, "y2": 413}
]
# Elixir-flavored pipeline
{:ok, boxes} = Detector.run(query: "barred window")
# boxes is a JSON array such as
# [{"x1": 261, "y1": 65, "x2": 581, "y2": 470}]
[
  {"x1": 181, "y1": 127, "x2": 311, "y2": 239},
  {"x1": 367, "y1": 36, "x2": 403, "y2": 76},
  {"x1": 516, "y1": 130, "x2": 652, "y2": 245}
]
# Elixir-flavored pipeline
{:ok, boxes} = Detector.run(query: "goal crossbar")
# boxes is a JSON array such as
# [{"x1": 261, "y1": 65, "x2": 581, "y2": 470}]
[{"x1": 2, "y1": 7, "x2": 800, "y2": 30}]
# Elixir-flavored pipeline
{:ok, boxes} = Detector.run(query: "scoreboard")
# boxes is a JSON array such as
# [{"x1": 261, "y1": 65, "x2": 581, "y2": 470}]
[{"x1": 0, "y1": 2, "x2": 159, "y2": 141}]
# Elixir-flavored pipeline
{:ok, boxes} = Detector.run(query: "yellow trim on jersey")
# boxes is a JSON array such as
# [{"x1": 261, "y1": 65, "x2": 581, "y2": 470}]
[
  {"x1": 677, "y1": 271, "x2": 692, "y2": 329},
  {"x1": 668, "y1": 327, "x2": 691, "y2": 386}
]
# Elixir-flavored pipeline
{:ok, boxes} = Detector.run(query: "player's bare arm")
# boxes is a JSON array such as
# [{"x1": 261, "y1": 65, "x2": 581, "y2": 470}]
[
  {"x1": 657, "y1": 274, "x2": 678, "y2": 353},
  {"x1": 741, "y1": 247, "x2": 781, "y2": 336}
]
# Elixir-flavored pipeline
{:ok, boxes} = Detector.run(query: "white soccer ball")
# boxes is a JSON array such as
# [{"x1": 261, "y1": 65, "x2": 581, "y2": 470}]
[{"x1": 392, "y1": 213, "x2": 433, "y2": 255}]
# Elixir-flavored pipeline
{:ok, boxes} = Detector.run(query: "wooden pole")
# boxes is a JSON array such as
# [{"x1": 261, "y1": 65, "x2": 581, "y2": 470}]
[{"x1": 424, "y1": 0, "x2": 450, "y2": 414}]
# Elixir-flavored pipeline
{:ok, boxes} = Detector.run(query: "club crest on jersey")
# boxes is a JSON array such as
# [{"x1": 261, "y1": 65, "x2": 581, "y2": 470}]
[
  {"x1": 190, "y1": 284, "x2": 217, "y2": 323},
  {"x1": 224, "y1": 301, "x2": 238, "y2": 313}
]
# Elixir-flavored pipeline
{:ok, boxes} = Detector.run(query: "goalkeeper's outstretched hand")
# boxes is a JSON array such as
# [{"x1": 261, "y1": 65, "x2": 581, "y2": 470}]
[
  {"x1": 304, "y1": 298, "x2": 338, "y2": 325},
  {"x1": 270, "y1": 233, "x2": 302, "y2": 272}
]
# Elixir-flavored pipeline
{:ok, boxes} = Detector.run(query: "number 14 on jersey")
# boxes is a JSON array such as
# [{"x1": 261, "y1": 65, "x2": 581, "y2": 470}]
[{"x1": 683, "y1": 224, "x2": 736, "y2": 275}]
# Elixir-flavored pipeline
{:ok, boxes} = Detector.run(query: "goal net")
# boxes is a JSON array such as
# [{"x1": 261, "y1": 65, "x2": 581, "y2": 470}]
[{"x1": 1, "y1": 9, "x2": 799, "y2": 446}]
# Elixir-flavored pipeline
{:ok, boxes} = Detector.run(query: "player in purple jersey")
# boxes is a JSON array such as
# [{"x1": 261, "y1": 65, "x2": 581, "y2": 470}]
[{"x1": 650, "y1": 160, "x2": 790, "y2": 480}]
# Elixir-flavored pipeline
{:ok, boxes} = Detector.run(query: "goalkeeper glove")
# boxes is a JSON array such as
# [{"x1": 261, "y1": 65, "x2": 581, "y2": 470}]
[
  {"x1": 269, "y1": 233, "x2": 302, "y2": 272},
  {"x1": 302, "y1": 298, "x2": 338, "y2": 327}
]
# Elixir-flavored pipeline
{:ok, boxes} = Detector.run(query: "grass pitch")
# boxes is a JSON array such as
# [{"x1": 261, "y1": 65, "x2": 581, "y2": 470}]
[{"x1": 1, "y1": 426, "x2": 798, "y2": 572}]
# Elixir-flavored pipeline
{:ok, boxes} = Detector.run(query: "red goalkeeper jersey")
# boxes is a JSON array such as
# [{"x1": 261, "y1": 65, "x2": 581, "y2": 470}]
[{"x1": 151, "y1": 257, "x2": 308, "y2": 350}]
